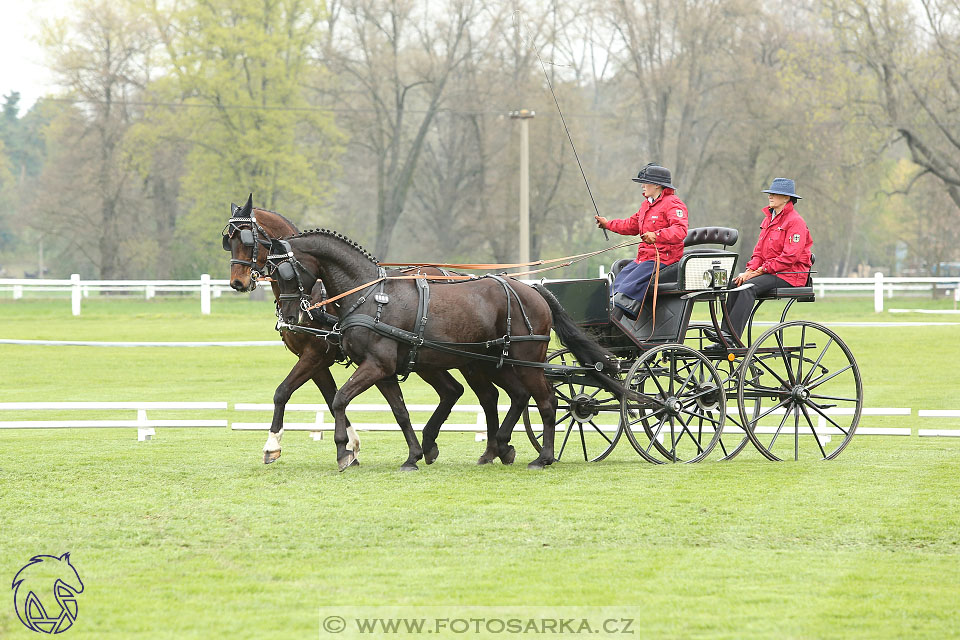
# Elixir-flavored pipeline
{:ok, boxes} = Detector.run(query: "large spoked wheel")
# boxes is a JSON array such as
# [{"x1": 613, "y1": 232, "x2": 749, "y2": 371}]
[
  {"x1": 523, "y1": 349, "x2": 623, "y2": 462},
  {"x1": 737, "y1": 321, "x2": 862, "y2": 461},
  {"x1": 710, "y1": 356, "x2": 753, "y2": 461},
  {"x1": 621, "y1": 344, "x2": 727, "y2": 463}
]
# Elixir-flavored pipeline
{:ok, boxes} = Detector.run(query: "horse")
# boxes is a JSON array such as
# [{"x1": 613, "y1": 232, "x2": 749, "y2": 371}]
[
  {"x1": 222, "y1": 196, "x2": 501, "y2": 469},
  {"x1": 266, "y1": 230, "x2": 623, "y2": 471}
]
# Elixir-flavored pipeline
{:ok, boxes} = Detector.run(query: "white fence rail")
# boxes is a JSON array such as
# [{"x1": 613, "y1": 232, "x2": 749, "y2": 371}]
[
  {"x1": 0, "y1": 402, "x2": 228, "y2": 441},
  {"x1": 0, "y1": 403, "x2": 957, "y2": 440},
  {"x1": 0, "y1": 274, "x2": 232, "y2": 315},
  {"x1": 2, "y1": 274, "x2": 959, "y2": 315}
]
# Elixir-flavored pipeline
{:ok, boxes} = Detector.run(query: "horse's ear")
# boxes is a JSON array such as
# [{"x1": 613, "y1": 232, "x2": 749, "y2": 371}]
[
  {"x1": 230, "y1": 202, "x2": 239, "y2": 216},
  {"x1": 241, "y1": 193, "x2": 253, "y2": 216},
  {"x1": 269, "y1": 238, "x2": 285, "y2": 254}
]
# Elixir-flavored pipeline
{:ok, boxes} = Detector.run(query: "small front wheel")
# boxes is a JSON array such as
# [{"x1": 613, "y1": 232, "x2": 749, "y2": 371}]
[
  {"x1": 522, "y1": 349, "x2": 623, "y2": 462},
  {"x1": 621, "y1": 344, "x2": 727, "y2": 463}
]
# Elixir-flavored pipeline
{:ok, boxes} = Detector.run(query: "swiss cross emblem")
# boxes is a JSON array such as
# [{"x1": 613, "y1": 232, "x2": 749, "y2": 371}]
[
  {"x1": 792, "y1": 233, "x2": 801, "y2": 243},
  {"x1": 676, "y1": 209, "x2": 684, "y2": 218}
]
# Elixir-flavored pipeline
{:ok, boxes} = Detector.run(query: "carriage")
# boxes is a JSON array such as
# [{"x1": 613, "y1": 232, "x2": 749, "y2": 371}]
[{"x1": 522, "y1": 226, "x2": 863, "y2": 464}]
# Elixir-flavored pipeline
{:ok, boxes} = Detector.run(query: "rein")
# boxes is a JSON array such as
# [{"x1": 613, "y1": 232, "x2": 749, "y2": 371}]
[
  {"x1": 379, "y1": 239, "x2": 642, "y2": 270},
  {"x1": 304, "y1": 239, "x2": 644, "y2": 312}
]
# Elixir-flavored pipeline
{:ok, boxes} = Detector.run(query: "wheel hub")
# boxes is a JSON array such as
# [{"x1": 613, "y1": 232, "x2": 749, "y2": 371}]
[
  {"x1": 570, "y1": 393, "x2": 599, "y2": 423},
  {"x1": 663, "y1": 396, "x2": 683, "y2": 416},
  {"x1": 695, "y1": 381, "x2": 720, "y2": 411},
  {"x1": 791, "y1": 385, "x2": 810, "y2": 402}
]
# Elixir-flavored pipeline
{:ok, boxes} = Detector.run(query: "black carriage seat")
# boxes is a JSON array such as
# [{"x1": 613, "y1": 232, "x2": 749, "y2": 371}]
[
  {"x1": 610, "y1": 226, "x2": 739, "y2": 279},
  {"x1": 756, "y1": 253, "x2": 816, "y2": 302},
  {"x1": 610, "y1": 227, "x2": 740, "y2": 320}
]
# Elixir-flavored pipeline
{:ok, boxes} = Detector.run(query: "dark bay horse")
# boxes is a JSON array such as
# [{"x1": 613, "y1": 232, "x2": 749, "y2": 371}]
[
  {"x1": 222, "y1": 196, "x2": 500, "y2": 469},
  {"x1": 267, "y1": 230, "x2": 622, "y2": 471}
]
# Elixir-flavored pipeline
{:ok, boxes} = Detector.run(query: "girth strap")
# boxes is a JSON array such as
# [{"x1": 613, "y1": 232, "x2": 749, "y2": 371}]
[{"x1": 400, "y1": 277, "x2": 430, "y2": 380}]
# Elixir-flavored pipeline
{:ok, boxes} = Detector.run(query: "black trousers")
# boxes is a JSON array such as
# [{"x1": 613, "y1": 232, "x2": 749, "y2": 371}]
[{"x1": 722, "y1": 274, "x2": 792, "y2": 337}]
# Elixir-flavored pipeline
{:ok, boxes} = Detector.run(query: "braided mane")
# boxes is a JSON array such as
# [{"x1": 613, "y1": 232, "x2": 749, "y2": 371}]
[
  {"x1": 252, "y1": 207, "x2": 299, "y2": 233},
  {"x1": 290, "y1": 228, "x2": 380, "y2": 265}
]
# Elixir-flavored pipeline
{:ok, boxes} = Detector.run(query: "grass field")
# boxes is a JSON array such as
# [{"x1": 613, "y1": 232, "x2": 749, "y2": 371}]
[{"x1": 2, "y1": 296, "x2": 960, "y2": 639}]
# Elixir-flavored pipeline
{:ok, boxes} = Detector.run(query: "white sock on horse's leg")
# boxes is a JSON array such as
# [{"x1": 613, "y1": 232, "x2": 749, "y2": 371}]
[
  {"x1": 263, "y1": 428, "x2": 284, "y2": 453},
  {"x1": 347, "y1": 426, "x2": 360, "y2": 452}
]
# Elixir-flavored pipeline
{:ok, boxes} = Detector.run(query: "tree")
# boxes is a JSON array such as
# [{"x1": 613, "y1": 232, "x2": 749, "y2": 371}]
[
  {"x1": 36, "y1": 0, "x2": 154, "y2": 279},
  {"x1": 143, "y1": 0, "x2": 343, "y2": 276},
  {"x1": 828, "y1": 0, "x2": 960, "y2": 251},
  {"x1": 325, "y1": 0, "x2": 484, "y2": 258}
]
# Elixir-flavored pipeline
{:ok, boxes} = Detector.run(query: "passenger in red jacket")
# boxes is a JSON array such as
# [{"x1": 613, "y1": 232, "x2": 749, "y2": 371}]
[
  {"x1": 717, "y1": 177, "x2": 813, "y2": 343},
  {"x1": 595, "y1": 163, "x2": 688, "y2": 318}
]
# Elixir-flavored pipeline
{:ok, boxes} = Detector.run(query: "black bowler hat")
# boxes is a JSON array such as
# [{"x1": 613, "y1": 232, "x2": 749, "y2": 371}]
[{"x1": 632, "y1": 163, "x2": 675, "y2": 189}]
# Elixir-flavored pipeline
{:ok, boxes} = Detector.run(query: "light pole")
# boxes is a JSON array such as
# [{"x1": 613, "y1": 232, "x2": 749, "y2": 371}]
[{"x1": 509, "y1": 109, "x2": 535, "y2": 265}]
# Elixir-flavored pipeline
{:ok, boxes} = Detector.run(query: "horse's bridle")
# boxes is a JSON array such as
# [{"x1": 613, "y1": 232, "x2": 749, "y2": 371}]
[
  {"x1": 221, "y1": 206, "x2": 273, "y2": 283},
  {"x1": 265, "y1": 241, "x2": 325, "y2": 324}
]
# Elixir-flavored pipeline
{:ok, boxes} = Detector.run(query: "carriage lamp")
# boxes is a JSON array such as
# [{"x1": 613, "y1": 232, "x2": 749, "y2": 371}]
[{"x1": 703, "y1": 260, "x2": 729, "y2": 289}]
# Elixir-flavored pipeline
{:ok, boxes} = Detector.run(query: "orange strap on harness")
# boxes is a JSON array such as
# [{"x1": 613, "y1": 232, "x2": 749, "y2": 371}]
[{"x1": 302, "y1": 240, "x2": 646, "y2": 312}]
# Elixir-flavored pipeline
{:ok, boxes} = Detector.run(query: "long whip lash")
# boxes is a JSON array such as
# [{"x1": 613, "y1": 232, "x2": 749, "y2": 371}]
[{"x1": 515, "y1": 11, "x2": 609, "y2": 241}]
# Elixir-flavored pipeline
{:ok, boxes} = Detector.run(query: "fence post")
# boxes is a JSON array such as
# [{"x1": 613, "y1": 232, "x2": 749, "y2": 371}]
[
  {"x1": 146, "y1": 284, "x2": 155, "y2": 300},
  {"x1": 13, "y1": 284, "x2": 22, "y2": 300},
  {"x1": 200, "y1": 274, "x2": 211, "y2": 315},
  {"x1": 874, "y1": 272, "x2": 884, "y2": 313},
  {"x1": 71, "y1": 274, "x2": 81, "y2": 316}
]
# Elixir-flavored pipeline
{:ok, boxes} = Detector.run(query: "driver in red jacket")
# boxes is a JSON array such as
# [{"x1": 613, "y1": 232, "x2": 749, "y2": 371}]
[{"x1": 595, "y1": 163, "x2": 688, "y2": 318}]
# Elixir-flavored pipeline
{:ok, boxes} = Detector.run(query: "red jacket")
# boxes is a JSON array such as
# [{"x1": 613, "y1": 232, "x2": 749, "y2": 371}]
[
  {"x1": 745, "y1": 201, "x2": 813, "y2": 286},
  {"x1": 606, "y1": 189, "x2": 688, "y2": 265}
]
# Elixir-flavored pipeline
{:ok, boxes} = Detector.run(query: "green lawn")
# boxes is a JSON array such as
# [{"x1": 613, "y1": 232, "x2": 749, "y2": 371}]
[{"x1": 1, "y1": 296, "x2": 959, "y2": 638}]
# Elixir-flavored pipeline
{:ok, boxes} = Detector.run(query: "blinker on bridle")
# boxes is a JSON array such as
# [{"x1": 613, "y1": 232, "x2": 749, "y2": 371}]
[
  {"x1": 265, "y1": 243, "x2": 323, "y2": 323},
  {"x1": 221, "y1": 206, "x2": 273, "y2": 278}
]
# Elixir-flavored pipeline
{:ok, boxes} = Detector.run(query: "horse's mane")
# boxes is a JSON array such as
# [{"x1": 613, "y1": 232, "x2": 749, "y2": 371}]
[
  {"x1": 290, "y1": 228, "x2": 380, "y2": 265},
  {"x1": 253, "y1": 207, "x2": 300, "y2": 233}
]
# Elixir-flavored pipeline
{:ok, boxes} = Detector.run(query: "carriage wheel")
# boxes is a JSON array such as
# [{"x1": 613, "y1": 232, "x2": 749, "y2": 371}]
[
  {"x1": 621, "y1": 344, "x2": 727, "y2": 463},
  {"x1": 737, "y1": 321, "x2": 862, "y2": 461},
  {"x1": 522, "y1": 349, "x2": 623, "y2": 462},
  {"x1": 710, "y1": 356, "x2": 753, "y2": 461}
]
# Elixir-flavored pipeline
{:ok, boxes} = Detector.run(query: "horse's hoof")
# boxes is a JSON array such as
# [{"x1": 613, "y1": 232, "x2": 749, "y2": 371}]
[
  {"x1": 263, "y1": 450, "x2": 281, "y2": 464},
  {"x1": 499, "y1": 446, "x2": 516, "y2": 465},
  {"x1": 527, "y1": 457, "x2": 554, "y2": 470},
  {"x1": 400, "y1": 463, "x2": 419, "y2": 472},
  {"x1": 338, "y1": 452, "x2": 358, "y2": 472},
  {"x1": 424, "y1": 445, "x2": 439, "y2": 465},
  {"x1": 477, "y1": 455, "x2": 495, "y2": 465}
]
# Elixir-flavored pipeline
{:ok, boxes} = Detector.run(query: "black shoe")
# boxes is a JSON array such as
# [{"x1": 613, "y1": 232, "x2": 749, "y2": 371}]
[
  {"x1": 703, "y1": 327, "x2": 736, "y2": 345},
  {"x1": 703, "y1": 342, "x2": 728, "y2": 354}
]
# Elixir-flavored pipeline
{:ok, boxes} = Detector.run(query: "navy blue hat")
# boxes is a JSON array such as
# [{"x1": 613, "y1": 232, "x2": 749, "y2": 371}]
[
  {"x1": 762, "y1": 177, "x2": 801, "y2": 199},
  {"x1": 632, "y1": 163, "x2": 675, "y2": 189}
]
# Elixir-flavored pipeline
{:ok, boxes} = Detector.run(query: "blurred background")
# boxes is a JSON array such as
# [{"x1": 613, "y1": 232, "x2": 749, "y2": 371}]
[{"x1": 0, "y1": 0, "x2": 957, "y2": 281}]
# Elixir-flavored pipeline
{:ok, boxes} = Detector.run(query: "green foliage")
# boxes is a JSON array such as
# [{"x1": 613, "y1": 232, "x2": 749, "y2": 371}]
[{"x1": 138, "y1": 0, "x2": 344, "y2": 277}]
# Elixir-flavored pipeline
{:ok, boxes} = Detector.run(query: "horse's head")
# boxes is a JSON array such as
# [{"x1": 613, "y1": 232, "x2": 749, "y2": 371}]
[
  {"x1": 265, "y1": 238, "x2": 320, "y2": 326},
  {"x1": 222, "y1": 194, "x2": 274, "y2": 291}
]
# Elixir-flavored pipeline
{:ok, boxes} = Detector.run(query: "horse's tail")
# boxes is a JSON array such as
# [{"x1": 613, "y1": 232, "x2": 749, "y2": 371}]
[{"x1": 533, "y1": 284, "x2": 631, "y2": 398}]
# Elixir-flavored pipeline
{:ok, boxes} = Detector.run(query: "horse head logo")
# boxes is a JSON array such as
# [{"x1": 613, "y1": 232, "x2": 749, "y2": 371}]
[{"x1": 12, "y1": 552, "x2": 84, "y2": 634}]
